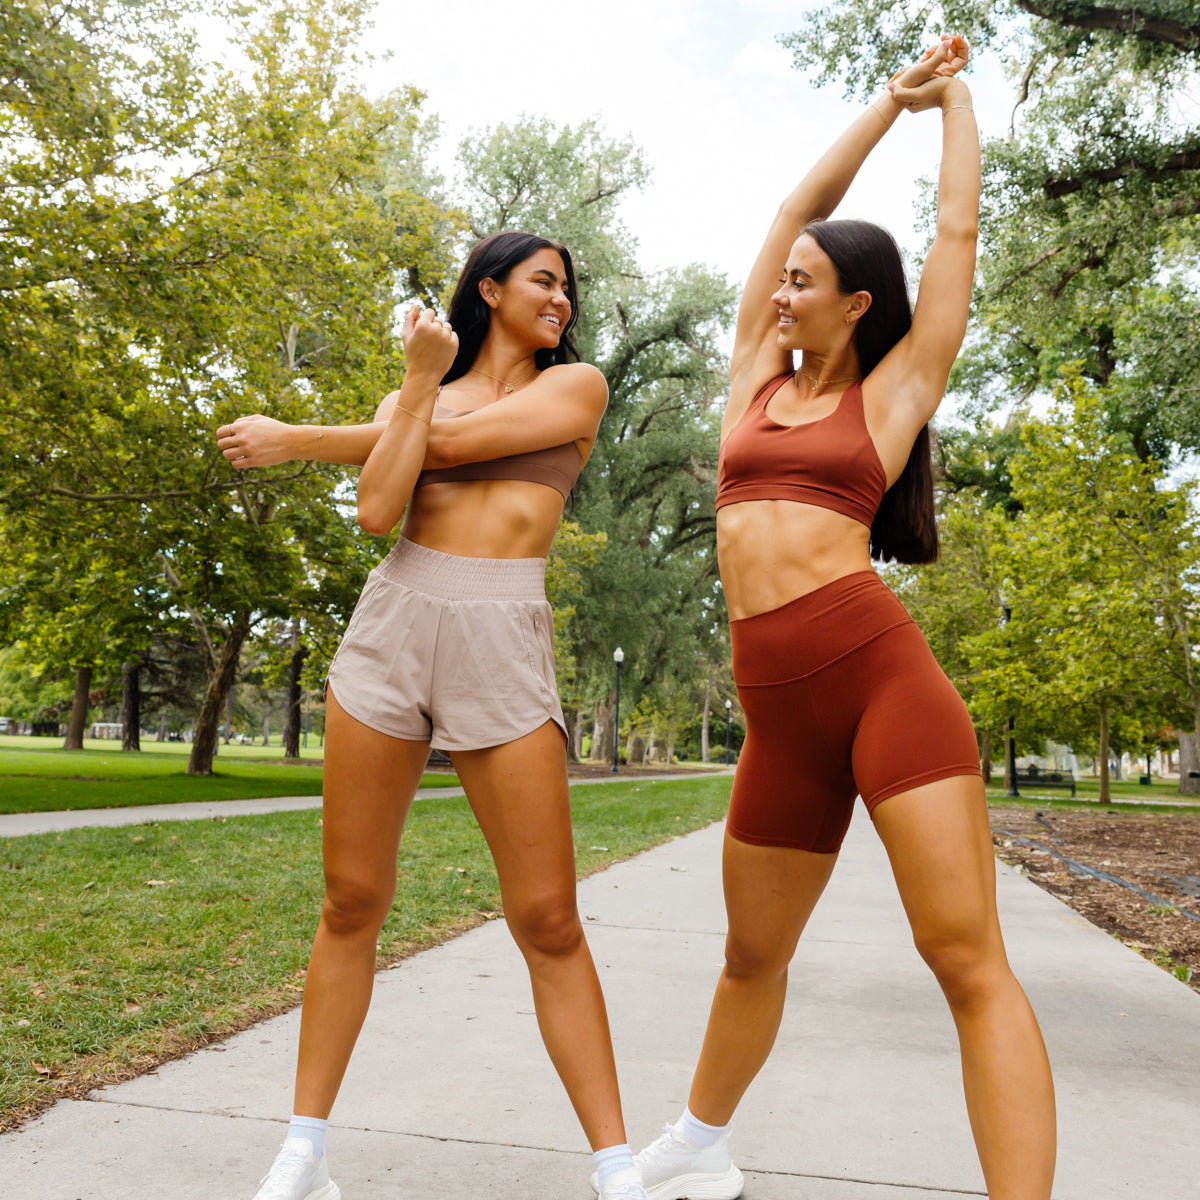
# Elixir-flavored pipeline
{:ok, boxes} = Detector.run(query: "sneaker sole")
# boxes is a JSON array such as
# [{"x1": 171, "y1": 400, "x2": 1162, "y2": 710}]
[
  {"x1": 644, "y1": 1167, "x2": 745, "y2": 1200},
  {"x1": 308, "y1": 1183, "x2": 341, "y2": 1200}
]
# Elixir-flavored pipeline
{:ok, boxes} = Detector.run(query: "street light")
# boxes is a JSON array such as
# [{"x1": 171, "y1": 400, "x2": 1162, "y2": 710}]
[
  {"x1": 1003, "y1": 603, "x2": 1020, "y2": 797},
  {"x1": 724, "y1": 698, "x2": 733, "y2": 765},
  {"x1": 612, "y1": 646, "x2": 624, "y2": 774}
]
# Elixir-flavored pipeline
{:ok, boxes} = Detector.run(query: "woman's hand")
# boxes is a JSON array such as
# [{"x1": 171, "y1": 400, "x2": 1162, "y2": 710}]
[
  {"x1": 889, "y1": 36, "x2": 970, "y2": 112},
  {"x1": 216, "y1": 414, "x2": 300, "y2": 469},
  {"x1": 402, "y1": 304, "x2": 459, "y2": 382}
]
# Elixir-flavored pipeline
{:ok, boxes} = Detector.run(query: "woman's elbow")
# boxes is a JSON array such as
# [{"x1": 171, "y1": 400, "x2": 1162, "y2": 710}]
[
  {"x1": 356, "y1": 498, "x2": 396, "y2": 538},
  {"x1": 937, "y1": 216, "x2": 979, "y2": 245}
]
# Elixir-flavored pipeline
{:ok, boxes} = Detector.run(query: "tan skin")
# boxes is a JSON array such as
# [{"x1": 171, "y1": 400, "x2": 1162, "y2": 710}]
[
  {"x1": 690, "y1": 41, "x2": 1056, "y2": 1200},
  {"x1": 217, "y1": 249, "x2": 627, "y2": 1151}
]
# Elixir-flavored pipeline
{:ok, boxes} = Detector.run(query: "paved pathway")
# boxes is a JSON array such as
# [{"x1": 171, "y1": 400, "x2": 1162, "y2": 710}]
[
  {"x1": 2, "y1": 794, "x2": 1198, "y2": 1197},
  {"x1": 0, "y1": 771, "x2": 722, "y2": 838}
]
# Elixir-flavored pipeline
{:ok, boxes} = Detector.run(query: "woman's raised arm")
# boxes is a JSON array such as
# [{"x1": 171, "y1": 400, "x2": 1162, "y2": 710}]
[
  {"x1": 869, "y1": 63, "x2": 980, "y2": 438},
  {"x1": 731, "y1": 38, "x2": 967, "y2": 399}
]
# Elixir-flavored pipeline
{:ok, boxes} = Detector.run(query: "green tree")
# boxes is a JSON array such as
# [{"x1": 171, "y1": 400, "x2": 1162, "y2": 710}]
[
  {"x1": 2, "y1": 1, "x2": 451, "y2": 772},
  {"x1": 781, "y1": 1, "x2": 1200, "y2": 454},
  {"x1": 442, "y1": 116, "x2": 737, "y2": 731},
  {"x1": 958, "y1": 379, "x2": 1196, "y2": 799}
]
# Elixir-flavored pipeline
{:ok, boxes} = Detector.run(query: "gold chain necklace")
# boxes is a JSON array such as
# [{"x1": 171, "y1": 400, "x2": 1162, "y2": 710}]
[
  {"x1": 796, "y1": 368, "x2": 858, "y2": 396},
  {"x1": 469, "y1": 365, "x2": 537, "y2": 394}
]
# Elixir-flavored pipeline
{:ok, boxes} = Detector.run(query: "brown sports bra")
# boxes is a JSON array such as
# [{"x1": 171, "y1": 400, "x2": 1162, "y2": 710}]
[
  {"x1": 716, "y1": 372, "x2": 886, "y2": 528},
  {"x1": 414, "y1": 400, "x2": 583, "y2": 501}
]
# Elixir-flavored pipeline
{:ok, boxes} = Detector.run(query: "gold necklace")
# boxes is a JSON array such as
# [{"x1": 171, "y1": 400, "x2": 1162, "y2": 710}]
[
  {"x1": 796, "y1": 368, "x2": 858, "y2": 395},
  {"x1": 470, "y1": 365, "x2": 536, "y2": 394}
]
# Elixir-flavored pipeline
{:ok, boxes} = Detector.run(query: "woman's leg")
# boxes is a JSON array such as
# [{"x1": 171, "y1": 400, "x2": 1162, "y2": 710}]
[
  {"x1": 451, "y1": 721, "x2": 624, "y2": 1151},
  {"x1": 292, "y1": 688, "x2": 432, "y2": 1117},
  {"x1": 686, "y1": 831, "x2": 838, "y2": 1124},
  {"x1": 871, "y1": 775, "x2": 1056, "y2": 1200}
]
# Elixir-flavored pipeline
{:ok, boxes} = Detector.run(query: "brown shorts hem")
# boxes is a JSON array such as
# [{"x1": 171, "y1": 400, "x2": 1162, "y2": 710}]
[
  {"x1": 725, "y1": 820, "x2": 842, "y2": 855},
  {"x1": 864, "y1": 764, "x2": 983, "y2": 812}
]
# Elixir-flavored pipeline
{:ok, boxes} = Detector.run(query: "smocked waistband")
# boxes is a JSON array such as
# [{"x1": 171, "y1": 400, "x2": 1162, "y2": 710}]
[{"x1": 373, "y1": 537, "x2": 548, "y2": 602}]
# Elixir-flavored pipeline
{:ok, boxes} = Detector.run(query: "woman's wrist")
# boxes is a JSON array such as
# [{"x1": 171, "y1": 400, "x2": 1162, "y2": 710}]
[
  {"x1": 940, "y1": 79, "x2": 973, "y2": 114},
  {"x1": 868, "y1": 89, "x2": 903, "y2": 129}
]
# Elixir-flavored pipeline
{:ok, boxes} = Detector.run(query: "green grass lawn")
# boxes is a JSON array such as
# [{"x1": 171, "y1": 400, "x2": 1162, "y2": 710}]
[
  {"x1": 0, "y1": 774, "x2": 734, "y2": 1128},
  {"x1": 0, "y1": 736, "x2": 456, "y2": 814},
  {"x1": 984, "y1": 773, "x2": 1198, "y2": 811}
]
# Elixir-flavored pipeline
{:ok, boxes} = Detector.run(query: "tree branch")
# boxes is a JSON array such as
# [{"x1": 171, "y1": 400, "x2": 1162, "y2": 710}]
[
  {"x1": 1044, "y1": 144, "x2": 1200, "y2": 198},
  {"x1": 1016, "y1": 1, "x2": 1200, "y2": 49}
]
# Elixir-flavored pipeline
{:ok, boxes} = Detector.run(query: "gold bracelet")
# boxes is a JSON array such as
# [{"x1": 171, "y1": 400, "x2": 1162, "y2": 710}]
[
  {"x1": 396, "y1": 403, "x2": 431, "y2": 426},
  {"x1": 944, "y1": 104, "x2": 974, "y2": 114},
  {"x1": 868, "y1": 102, "x2": 891, "y2": 128}
]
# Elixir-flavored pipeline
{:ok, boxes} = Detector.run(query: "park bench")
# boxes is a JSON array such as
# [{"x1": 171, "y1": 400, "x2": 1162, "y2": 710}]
[{"x1": 1014, "y1": 767, "x2": 1076, "y2": 797}]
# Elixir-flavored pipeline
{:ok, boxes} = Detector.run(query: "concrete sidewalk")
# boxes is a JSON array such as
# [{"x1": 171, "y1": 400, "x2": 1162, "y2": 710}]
[{"x1": 3, "y1": 807, "x2": 1198, "y2": 1198}]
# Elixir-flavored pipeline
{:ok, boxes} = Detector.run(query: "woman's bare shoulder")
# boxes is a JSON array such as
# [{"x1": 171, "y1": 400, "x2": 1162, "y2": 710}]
[{"x1": 541, "y1": 360, "x2": 608, "y2": 398}]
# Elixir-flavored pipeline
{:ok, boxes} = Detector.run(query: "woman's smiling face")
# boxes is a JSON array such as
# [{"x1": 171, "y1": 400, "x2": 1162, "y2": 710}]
[{"x1": 486, "y1": 248, "x2": 572, "y2": 348}]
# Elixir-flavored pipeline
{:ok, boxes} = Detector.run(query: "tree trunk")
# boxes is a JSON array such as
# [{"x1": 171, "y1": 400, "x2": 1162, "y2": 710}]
[
  {"x1": 1179, "y1": 731, "x2": 1200, "y2": 795},
  {"x1": 979, "y1": 728, "x2": 992, "y2": 783},
  {"x1": 1098, "y1": 700, "x2": 1111, "y2": 804},
  {"x1": 572, "y1": 712, "x2": 584, "y2": 761},
  {"x1": 284, "y1": 641, "x2": 308, "y2": 759},
  {"x1": 262, "y1": 712, "x2": 270, "y2": 746},
  {"x1": 590, "y1": 698, "x2": 608, "y2": 762},
  {"x1": 156, "y1": 714, "x2": 166, "y2": 742},
  {"x1": 562, "y1": 705, "x2": 579, "y2": 762},
  {"x1": 187, "y1": 613, "x2": 252, "y2": 776},
  {"x1": 121, "y1": 662, "x2": 141, "y2": 752},
  {"x1": 701, "y1": 675, "x2": 713, "y2": 763},
  {"x1": 224, "y1": 684, "x2": 234, "y2": 745},
  {"x1": 63, "y1": 664, "x2": 93, "y2": 749}
]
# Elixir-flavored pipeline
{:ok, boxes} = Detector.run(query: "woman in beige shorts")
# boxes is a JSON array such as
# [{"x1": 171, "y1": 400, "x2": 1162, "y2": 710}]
[{"x1": 217, "y1": 231, "x2": 649, "y2": 1200}]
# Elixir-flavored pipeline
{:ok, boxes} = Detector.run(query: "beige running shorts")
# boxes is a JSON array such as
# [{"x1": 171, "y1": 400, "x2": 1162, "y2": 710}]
[{"x1": 324, "y1": 537, "x2": 566, "y2": 752}]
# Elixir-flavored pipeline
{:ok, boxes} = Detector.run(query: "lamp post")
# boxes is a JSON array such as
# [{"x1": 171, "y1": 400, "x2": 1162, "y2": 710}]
[
  {"x1": 1003, "y1": 603, "x2": 1020, "y2": 797},
  {"x1": 724, "y1": 698, "x2": 733, "y2": 765},
  {"x1": 612, "y1": 646, "x2": 624, "y2": 774}
]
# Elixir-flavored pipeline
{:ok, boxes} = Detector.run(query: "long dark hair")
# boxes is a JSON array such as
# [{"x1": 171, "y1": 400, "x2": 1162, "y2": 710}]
[
  {"x1": 441, "y1": 231, "x2": 581, "y2": 385},
  {"x1": 802, "y1": 219, "x2": 938, "y2": 564}
]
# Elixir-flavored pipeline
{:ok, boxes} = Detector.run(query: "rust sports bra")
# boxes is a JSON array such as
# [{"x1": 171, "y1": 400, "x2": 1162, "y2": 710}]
[
  {"x1": 414, "y1": 400, "x2": 583, "y2": 501},
  {"x1": 716, "y1": 372, "x2": 886, "y2": 527}
]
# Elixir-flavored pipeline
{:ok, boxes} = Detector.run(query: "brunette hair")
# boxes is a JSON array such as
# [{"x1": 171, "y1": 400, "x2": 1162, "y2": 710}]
[
  {"x1": 802, "y1": 219, "x2": 938, "y2": 564},
  {"x1": 440, "y1": 231, "x2": 581, "y2": 384}
]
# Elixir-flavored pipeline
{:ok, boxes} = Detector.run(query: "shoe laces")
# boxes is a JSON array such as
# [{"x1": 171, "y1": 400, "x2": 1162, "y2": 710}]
[{"x1": 643, "y1": 1121, "x2": 692, "y2": 1156}]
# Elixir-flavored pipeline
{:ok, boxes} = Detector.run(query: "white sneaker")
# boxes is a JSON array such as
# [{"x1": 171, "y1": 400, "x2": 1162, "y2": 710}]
[
  {"x1": 251, "y1": 1137, "x2": 341, "y2": 1200},
  {"x1": 597, "y1": 1167, "x2": 649, "y2": 1200},
  {"x1": 634, "y1": 1122, "x2": 744, "y2": 1200}
]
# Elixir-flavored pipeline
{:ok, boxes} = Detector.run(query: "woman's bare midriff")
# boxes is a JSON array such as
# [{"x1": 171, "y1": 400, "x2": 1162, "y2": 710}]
[
  {"x1": 399, "y1": 477, "x2": 566, "y2": 559},
  {"x1": 717, "y1": 499, "x2": 874, "y2": 620}
]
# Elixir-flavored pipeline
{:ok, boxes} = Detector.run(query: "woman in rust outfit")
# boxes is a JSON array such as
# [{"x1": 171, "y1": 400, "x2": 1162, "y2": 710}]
[{"x1": 628, "y1": 40, "x2": 1056, "y2": 1200}]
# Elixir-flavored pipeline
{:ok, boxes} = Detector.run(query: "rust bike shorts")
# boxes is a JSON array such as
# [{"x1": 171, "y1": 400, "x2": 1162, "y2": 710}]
[
  {"x1": 727, "y1": 570, "x2": 981, "y2": 854},
  {"x1": 325, "y1": 537, "x2": 565, "y2": 752}
]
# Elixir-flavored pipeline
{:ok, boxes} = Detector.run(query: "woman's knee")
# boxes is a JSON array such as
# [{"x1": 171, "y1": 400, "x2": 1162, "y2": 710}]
[
  {"x1": 913, "y1": 925, "x2": 1006, "y2": 1008},
  {"x1": 723, "y1": 927, "x2": 793, "y2": 982},
  {"x1": 506, "y1": 891, "x2": 584, "y2": 959},
  {"x1": 321, "y1": 871, "x2": 395, "y2": 938}
]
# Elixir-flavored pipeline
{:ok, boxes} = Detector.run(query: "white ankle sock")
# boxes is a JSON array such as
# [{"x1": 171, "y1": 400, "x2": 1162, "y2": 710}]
[
  {"x1": 593, "y1": 1143, "x2": 635, "y2": 1187},
  {"x1": 287, "y1": 1114, "x2": 328, "y2": 1159},
  {"x1": 678, "y1": 1106, "x2": 728, "y2": 1148}
]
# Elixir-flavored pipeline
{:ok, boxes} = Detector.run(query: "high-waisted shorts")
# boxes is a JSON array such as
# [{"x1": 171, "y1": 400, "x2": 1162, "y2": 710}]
[
  {"x1": 727, "y1": 570, "x2": 981, "y2": 854},
  {"x1": 324, "y1": 538, "x2": 565, "y2": 752}
]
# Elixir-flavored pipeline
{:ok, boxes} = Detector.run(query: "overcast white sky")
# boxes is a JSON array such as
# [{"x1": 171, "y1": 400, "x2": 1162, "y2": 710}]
[{"x1": 358, "y1": 0, "x2": 1015, "y2": 287}]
